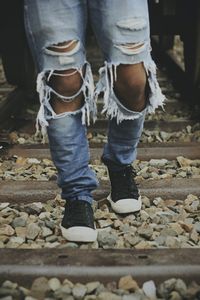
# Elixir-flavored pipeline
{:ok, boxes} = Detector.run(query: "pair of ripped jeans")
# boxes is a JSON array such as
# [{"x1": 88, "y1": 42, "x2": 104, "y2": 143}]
[{"x1": 24, "y1": 0, "x2": 165, "y2": 204}]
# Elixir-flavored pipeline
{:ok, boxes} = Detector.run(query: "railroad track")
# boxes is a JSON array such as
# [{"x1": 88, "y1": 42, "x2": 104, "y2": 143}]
[{"x1": 0, "y1": 38, "x2": 200, "y2": 299}]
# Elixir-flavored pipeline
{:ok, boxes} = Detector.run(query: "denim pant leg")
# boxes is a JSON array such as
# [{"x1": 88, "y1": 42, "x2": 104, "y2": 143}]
[
  {"x1": 47, "y1": 112, "x2": 98, "y2": 203},
  {"x1": 24, "y1": 0, "x2": 98, "y2": 203},
  {"x1": 102, "y1": 109, "x2": 146, "y2": 171},
  {"x1": 89, "y1": 0, "x2": 165, "y2": 169}
]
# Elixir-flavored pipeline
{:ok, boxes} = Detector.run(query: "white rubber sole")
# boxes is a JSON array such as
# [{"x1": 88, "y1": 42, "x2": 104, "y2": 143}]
[
  {"x1": 60, "y1": 225, "x2": 97, "y2": 242},
  {"x1": 107, "y1": 194, "x2": 142, "y2": 214}
]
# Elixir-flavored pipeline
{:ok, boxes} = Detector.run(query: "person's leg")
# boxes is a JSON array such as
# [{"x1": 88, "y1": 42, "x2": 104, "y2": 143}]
[
  {"x1": 24, "y1": 0, "x2": 98, "y2": 241},
  {"x1": 89, "y1": 0, "x2": 165, "y2": 213}
]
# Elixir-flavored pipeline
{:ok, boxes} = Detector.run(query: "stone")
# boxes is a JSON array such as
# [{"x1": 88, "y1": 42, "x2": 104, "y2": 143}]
[
  {"x1": 25, "y1": 203, "x2": 44, "y2": 215},
  {"x1": 165, "y1": 236, "x2": 181, "y2": 248},
  {"x1": 26, "y1": 223, "x2": 40, "y2": 240},
  {"x1": 138, "y1": 226, "x2": 153, "y2": 240},
  {"x1": 149, "y1": 159, "x2": 168, "y2": 167},
  {"x1": 86, "y1": 281, "x2": 100, "y2": 294},
  {"x1": 62, "y1": 279, "x2": 74, "y2": 288},
  {"x1": 45, "y1": 235, "x2": 58, "y2": 243},
  {"x1": 135, "y1": 241, "x2": 151, "y2": 249},
  {"x1": 59, "y1": 284, "x2": 72, "y2": 295},
  {"x1": 157, "y1": 278, "x2": 177, "y2": 298},
  {"x1": 0, "y1": 224, "x2": 15, "y2": 236},
  {"x1": 42, "y1": 227, "x2": 53, "y2": 238},
  {"x1": 98, "y1": 219, "x2": 113, "y2": 228},
  {"x1": 124, "y1": 234, "x2": 140, "y2": 246},
  {"x1": 97, "y1": 231, "x2": 117, "y2": 248},
  {"x1": 174, "y1": 279, "x2": 187, "y2": 296},
  {"x1": 12, "y1": 216, "x2": 26, "y2": 228},
  {"x1": 30, "y1": 277, "x2": 49, "y2": 299},
  {"x1": 140, "y1": 210, "x2": 149, "y2": 221},
  {"x1": 8, "y1": 236, "x2": 25, "y2": 245},
  {"x1": 28, "y1": 158, "x2": 41, "y2": 164},
  {"x1": 118, "y1": 275, "x2": 139, "y2": 292},
  {"x1": 169, "y1": 223, "x2": 184, "y2": 235},
  {"x1": 17, "y1": 137, "x2": 26, "y2": 144},
  {"x1": 184, "y1": 194, "x2": 198, "y2": 205},
  {"x1": 45, "y1": 220, "x2": 55, "y2": 230},
  {"x1": 160, "y1": 227, "x2": 177, "y2": 237},
  {"x1": 122, "y1": 294, "x2": 142, "y2": 300},
  {"x1": 2, "y1": 281, "x2": 18, "y2": 289},
  {"x1": 177, "y1": 156, "x2": 193, "y2": 167},
  {"x1": 15, "y1": 227, "x2": 27, "y2": 238},
  {"x1": 0, "y1": 296, "x2": 13, "y2": 300},
  {"x1": 113, "y1": 220, "x2": 123, "y2": 229},
  {"x1": 84, "y1": 296, "x2": 97, "y2": 300},
  {"x1": 169, "y1": 291, "x2": 182, "y2": 300},
  {"x1": 48, "y1": 277, "x2": 61, "y2": 291},
  {"x1": 141, "y1": 196, "x2": 151, "y2": 208},
  {"x1": 72, "y1": 283, "x2": 87, "y2": 299},
  {"x1": 143, "y1": 280, "x2": 156, "y2": 298},
  {"x1": 179, "y1": 221, "x2": 193, "y2": 233},
  {"x1": 194, "y1": 222, "x2": 200, "y2": 233},
  {"x1": 153, "y1": 197, "x2": 164, "y2": 207},
  {"x1": 97, "y1": 292, "x2": 121, "y2": 300},
  {"x1": 189, "y1": 230, "x2": 199, "y2": 244},
  {"x1": 0, "y1": 203, "x2": 10, "y2": 211}
]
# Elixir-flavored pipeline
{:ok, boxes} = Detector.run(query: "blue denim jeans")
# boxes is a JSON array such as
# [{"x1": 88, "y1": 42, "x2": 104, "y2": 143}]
[{"x1": 24, "y1": 0, "x2": 165, "y2": 204}]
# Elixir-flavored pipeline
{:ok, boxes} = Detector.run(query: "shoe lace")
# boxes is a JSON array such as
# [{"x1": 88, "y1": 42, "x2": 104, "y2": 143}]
[{"x1": 110, "y1": 165, "x2": 139, "y2": 199}]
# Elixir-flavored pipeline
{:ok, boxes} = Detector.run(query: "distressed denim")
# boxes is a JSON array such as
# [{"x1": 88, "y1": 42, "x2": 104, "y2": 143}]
[{"x1": 24, "y1": 0, "x2": 165, "y2": 204}]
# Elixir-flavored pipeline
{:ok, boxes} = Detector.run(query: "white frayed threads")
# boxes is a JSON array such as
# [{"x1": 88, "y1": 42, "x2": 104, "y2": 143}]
[
  {"x1": 95, "y1": 59, "x2": 165, "y2": 124},
  {"x1": 144, "y1": 60, "x2": 166, "y2": 113},
  {"x1": 35, "y1": 63, "x2": 96, "y2": 143},
  {"x1": 95, "y1": 62, "x2": 144, "y2": 124}
]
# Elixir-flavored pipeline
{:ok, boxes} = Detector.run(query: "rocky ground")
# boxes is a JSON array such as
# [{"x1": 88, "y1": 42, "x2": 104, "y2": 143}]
[
  {"x1": 1, "y1": 156, "x2": 200, "y2": 182},
  {"x1": 0, "y1": 191, "x2": 199, "y2": 250},
  {"x1": 0, "y1": 276, "x2": 199, "y2": 300}
]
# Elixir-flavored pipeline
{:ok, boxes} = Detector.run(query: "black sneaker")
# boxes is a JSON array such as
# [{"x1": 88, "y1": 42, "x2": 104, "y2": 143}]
[
  {"x1": 60, "y1": 200, "x2": 97, "y2": 242},
  {"x1": 106, "y1": 164, "x2": 141, "y2": 214}
]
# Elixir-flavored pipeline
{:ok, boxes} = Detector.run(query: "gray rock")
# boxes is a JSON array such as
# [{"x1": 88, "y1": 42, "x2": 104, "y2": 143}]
[
  {"x1": 0, "y1": 203, "x2": 10, "y2": 211},
  {"x1": 118, "y1": 275, "x2": 139, "y2": 292},
  {"x1": 97, "y1": 231, "x2": 117, "y2": 248},
  {"x1": 45, "y1": 220, "x2": 55, "y2": 230},
  {"x1": 45, "y1": 235, "x2": 58, "y2": 243},
  {"x1": 124, "y1": 234, "x2": 140, "y2": 246},
  {"x1": 86, "y1": 281, "x2": 101, "y2": 294},
  {"x1": 165, "y1": 236, "x2": 181, "y2": 248},
  {"x1": 0, "y1": 224, "x2": 15, "y2": 236},
  {"x1": 48, "y1": 277, "x2": 61, "y2": 291},
  {"x1": 42, "y1": 227, "x2": 53, "y2": 238},
  {"x1": 25, "y1": 203, "x2": 44, "y2": 215},
  {"x1": 149, "y1": 159, "x2": 168, "y2": 167},
  {"x1": 0, "y1": 296, "x2": 13, "y2": 300},
  {"x1": 169, "y1": 291, "x2": 182, "y2": 300},
  {"x1": 72, "y1": 283, "x2": 87, "y2": 299},
  {"x1": 138, "y1": 226, "x2": 153, "y2": 240},
  {"x1": 30, "y1": 277, "x2": 49, "y2": 299},
  {"x1": 0, "y1": 287, "x2": 21, "y2": 297},
  {"x1": 2, "y1": 281, "x2": 18, "y2": 289},
  {"x1": 157, "y1": 278, "x2": 177, "y2": 298},
  {"x1": 142, "y1": 280, "x2": 156, "y2": 298},
  {"x1": 97, "y1": 292, "x2": 121, "y2": 300},
  {"x1": 194, "y1": 222, "x2": 200, "y2": 233},
  {"x1": 26, "y1": 223, "x2": 40, "y2": 240},
  {"x1": 122, "y1": 294, "x2": 142, "y2": 300},
  {"x1": 174, "y1": 279, "x2": 187, "y2": 296},
  {"x1": 12, "y1": 217, "x2": 26, "y2": 228}
]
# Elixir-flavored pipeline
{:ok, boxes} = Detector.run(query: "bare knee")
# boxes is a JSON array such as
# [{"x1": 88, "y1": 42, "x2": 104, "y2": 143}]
[
  {"x1": 114, "y1": 63, "x2": 147, "y2": 112},
  {"x1": 46, "y1": 40, "x2": 84, "y2": 113}
]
